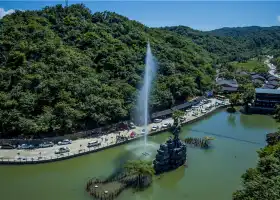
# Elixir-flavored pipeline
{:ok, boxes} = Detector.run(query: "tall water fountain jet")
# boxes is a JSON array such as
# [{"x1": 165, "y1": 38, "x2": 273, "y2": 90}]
[{"x1": 135, "y1": 42, "x2": 157, "y2": 150}]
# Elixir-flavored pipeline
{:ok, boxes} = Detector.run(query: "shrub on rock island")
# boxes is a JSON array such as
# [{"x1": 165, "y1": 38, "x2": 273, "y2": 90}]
[{"x1": 227, "y1": 107, "x2": 236, "y2": 113}]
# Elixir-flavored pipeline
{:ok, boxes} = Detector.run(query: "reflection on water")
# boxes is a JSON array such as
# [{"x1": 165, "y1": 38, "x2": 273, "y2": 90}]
[
  {"x1": 107, "y1": 141, "x2": 159, "y2": 180},
  {"x1": 239, "y1": 113, "x2": 278, "y2": 130},
  {"x1": 203, "y1": 147, "x2": 215, "y2": 154},
  {"x1": 0, "y1": 109, "x2": 278, "y2": 200},
  {"x1": 125, "y1": 140, "x2": 159, "y2": 160},
  {"x1": 156, "y1": 167, "x2": 185, "y2": 190},
  {"x1": 227, "y1": 114, "x2": 236, "y2": 127}
]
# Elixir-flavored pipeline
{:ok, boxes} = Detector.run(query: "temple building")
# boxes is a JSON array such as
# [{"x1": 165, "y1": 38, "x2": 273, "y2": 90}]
[
  {"x1": 250, "y1": 88, "x2": 280, "y2": 113},
  {"x1": 216, "y1": 78, "x2": 238, "y2": 93}
]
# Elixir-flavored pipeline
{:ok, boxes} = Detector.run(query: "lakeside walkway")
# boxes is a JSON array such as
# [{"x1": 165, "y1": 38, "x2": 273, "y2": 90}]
[{"x1": 0, "y1": 98, "x2": 228, "y2": 164}]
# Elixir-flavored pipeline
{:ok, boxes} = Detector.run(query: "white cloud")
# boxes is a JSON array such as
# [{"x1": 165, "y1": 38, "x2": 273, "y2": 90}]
[
  {"x1": 0, "y1": 8, "x2": 15, "y2": 19},
  {"x1": 277, "y1": 16, "x2": 280, "y2": 23}
]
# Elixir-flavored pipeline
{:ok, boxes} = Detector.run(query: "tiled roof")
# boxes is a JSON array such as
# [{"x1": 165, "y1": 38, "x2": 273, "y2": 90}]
[
  {"x1": 216, "y1": 78, "x2": 238, "y2": 87},
  {"x1": 262, "y1": 84, "x2": 276, "y2": 89},
  {"x1": 253, "y1": 79, "x2": 264, "y2": 83},
  {"x1": 256, "y1": 88, "x2": 280, "y2": 95},
  {"x1": 238, "y1": 71, "x2": 249, "y2": 75},
  {"x1": 151, "y1": 97, "x2": 204, "y2": 118},
  {"x1": 222, "y1": 86, "x2": 238, "y2": 92},
  {"x1": 267, "y1": 80, "x2": 279, "y2": 86},
  {"x1": 267, "y1": 76, "x2": 279, "y2": 81},
  {"x1": 172, "y1": 97, "x2": 204, "y2": 110},
  {"x1": 151, "y1": 109, "x2": 173, "y2": 118},
  {"x1": 251, "y1": 74, "x2": 265, "y2": 80}
]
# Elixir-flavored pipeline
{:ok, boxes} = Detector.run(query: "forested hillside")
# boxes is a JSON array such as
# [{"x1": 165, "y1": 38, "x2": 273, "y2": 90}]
[
  {"x1": 163, "y1": 26, "x2": 253, "y2": 62},
  {"x1": 1, "y1": 4, "x2": 280, "y2": 138},
  {"x1": 0, "y1": 4, "x2": 215, "y2": 137},
  {"x1": 209, "y1": 26, "x2": 280, "y2": 51},
  {"x1": 165, "y1": 26, "x2": 280, "y2": 63}
]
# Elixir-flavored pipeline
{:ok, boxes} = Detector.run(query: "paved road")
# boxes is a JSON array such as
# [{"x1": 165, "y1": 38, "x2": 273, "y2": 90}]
[
  {"x1": 0, "y1": 98, "x2": 228, "y2": 162},
  {"x1": 265, "y1": 55, "x2": 280, "y2": 79}
]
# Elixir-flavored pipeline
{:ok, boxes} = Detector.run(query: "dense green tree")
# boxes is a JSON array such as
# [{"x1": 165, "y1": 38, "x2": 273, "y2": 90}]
[
  {"x1": 172, "y1": 110, "x2": 185, "y2": 127},
  {"x1": 165, "y1": 26, "x2": 280, "y2": 63},
  {"x1": 240, "y1": 84, "x2": 255, "y2": 113},
  {"x1": 124, "y1": 160, "x2": 155, "y2": 188},
  {"x1": 274, "y1": 105, "x2": 280, "y2": 121},
  {"x1": 229, "y1": 93, "x2": 240, "y2": 108},
  {"x1": 1, "y1": 4, "x2": 280, "y2": 137},
  {"x1": 210, "y1": 26, "x2": 280, "y2": 53},
  {"x1": 0, "y1": 4, "x2": 216, "y2": 137},
  {"x1": 235, "y1": 74, "x2": 252, "y2": 85},
  {"x1": 233, "y1": 140, "x2": 280, "y2": 200},
  {"x1": 266, "y1": 132, "x2": 280, "y2": 146},
  {"x1": 227, "y1": 93, "x2": 241, "y2": 113}
]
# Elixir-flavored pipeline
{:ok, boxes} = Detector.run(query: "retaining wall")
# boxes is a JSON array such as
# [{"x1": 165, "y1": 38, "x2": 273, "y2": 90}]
[
  {"x1": 0, "y1": 97, "x2": 205, "y2": 145},
  {"x1": 0, "y1": 105, "x2": 228, "y2": 165}
]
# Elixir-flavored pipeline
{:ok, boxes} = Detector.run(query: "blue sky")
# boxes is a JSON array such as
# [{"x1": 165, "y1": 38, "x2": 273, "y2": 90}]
[{"x1": 1, "y1": 1, "x2": 280, "y2": 30}]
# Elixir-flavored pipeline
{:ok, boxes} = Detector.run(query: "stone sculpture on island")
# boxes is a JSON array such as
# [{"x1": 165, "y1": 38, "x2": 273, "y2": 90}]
[{"x1": 153, "y1": 123, "x2": 187, "y2": 174}]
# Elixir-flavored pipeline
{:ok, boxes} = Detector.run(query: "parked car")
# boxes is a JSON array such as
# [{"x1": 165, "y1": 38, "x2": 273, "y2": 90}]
[
  {"x1": 130, "y1": 131, "x2": 136, "y2": 138},
  {"x1": 17, "y1": 156, "x2": 27, "y2": 161},
  {"x1": 151, "y1": 126, "x2": 158, "y2": 131},
  {"x1": 39, "y1": 142, "x2": 54, "y2": 148},
  {"x1": 58, "y1": 139, "x2": 72, "y2": 145},
  {"x1": 129, "y1": 122, "x2": 136, "y2": 129},
  {"x1": 17, "y1": 144, "x2": 35, "y2": 150},
  {"x1": 162, "y1": 123, "x2": 169, "y2": 128},
  {"x1": 180, "y1": 117, "x2": 186, "y2": 122},
  {"x1": 18, "y1": 144, "x2": 27, "y2": 149},
  {"x1": 141, "y1": 129, "x2": 147, "y2": 135},
  {"x1": 28, "y1": 144, "x2": 35, "y2": 149},
  {"x1": 0, "y1": 144, "x2": 15, "y2": 149},
  {"x1": 154, "y1": 119, "x2": 162, "y2": 123},
  {"x1": 87, "y1": 141, "x2": 101, "y2": 148},
  {"x1": 55, "y1": 147, "x2": 70, "y2": 154}
]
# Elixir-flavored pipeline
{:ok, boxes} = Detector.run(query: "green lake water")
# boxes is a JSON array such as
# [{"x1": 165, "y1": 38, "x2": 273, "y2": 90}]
[{"x1": 0, "y1": 110, "x2": 278, "y2": 200}]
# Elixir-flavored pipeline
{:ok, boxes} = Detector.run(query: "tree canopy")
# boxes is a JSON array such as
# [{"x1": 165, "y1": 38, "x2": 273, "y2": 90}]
[
  {"x1": 1, "y1": 4, "x2": 279, "y2": 137},
  {"x1": 164, "y1": 26, "x2": 280, "y2": 64},
  {"x1": 0, "y1": 4, "x2": 215, "y2": 137},
  {"x1": 124, "y1": 160, "x2": 155, "y2": 188},
  {"x1": 172, "y1": 110, "x2": 185, "y2": 126},
  {"x1": 233, "y1": 138, "x2": 280, "y2": 200},
  {"x1": 229, "y1": 93, "x2": 240, "y2": 108},
  {"x1": 241, "y1": 84, "x2": 256, "y2": 104},
  {"x1": 273, "y1": 105, "x2": 280, "y2": 122}
]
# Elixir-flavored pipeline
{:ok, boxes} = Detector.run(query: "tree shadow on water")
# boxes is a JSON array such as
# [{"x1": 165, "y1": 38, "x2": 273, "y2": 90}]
[
  {"x1": 227, "y1": 114, "x2": 236, "y2": 127},
  {"x1": 155, "y1": 167, "x2": 185, "y2": 190}
]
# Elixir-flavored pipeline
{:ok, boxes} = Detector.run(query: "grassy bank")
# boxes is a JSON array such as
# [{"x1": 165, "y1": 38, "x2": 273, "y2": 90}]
[{"x1": 230, "y1": 58, "x2": 267, "y2": 72}]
